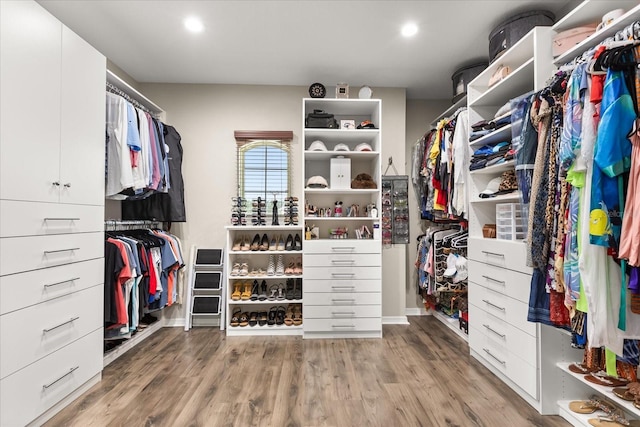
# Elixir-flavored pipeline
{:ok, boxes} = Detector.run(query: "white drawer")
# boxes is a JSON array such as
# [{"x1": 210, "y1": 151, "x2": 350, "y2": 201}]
[
  {"x1": 469, "y1": 302, "x2": 537, "y2": 366},
  {"x1": 0, "y1": 284, "x2": 102, "y2": 379},
  {"x1": 304, "y1": 305, "x2": 381, "y2": 319},
  {"x1": 0, "y1": 232, "x2": 103, "y2": 276},
  {"x1": 304, "y1": 239, "x2": 381, "y2": 254},
  {"x1": 0, "y1": 328, "x2": 103, "y2": 427},
  {"x1": 0, "y1": 258, "x2": 104, "y2": 315},
  {"x1": 468, "y1": 259, "x2": 531, "y2": 304},
  {"x1": 304, "y1": 292, "x2": 381, "y2": 306},
  {"x1": 469, "y1": 325, "x2": 538, "y2": 399},
  {"x1": 303, "y1": 279, "x2": 380, "y2": 293},
  {"x1": 304, "y1": 253, "x2": 381, "y2": 268},
  {"x1": 304, "y1": 317, "x2": 381, "y2": 332},
  {"x1": 0, "y1": 201, "x2": 103, "y2": 237},
  {"x1": 469, "y1": 284, "x2": 536, "y2": 337},
  {"x1": 304, "y1": 266, "x2": 381, "y2": 280},
  {"x1": 468, "y1": 237, "x2": 531, "y2": 274}
]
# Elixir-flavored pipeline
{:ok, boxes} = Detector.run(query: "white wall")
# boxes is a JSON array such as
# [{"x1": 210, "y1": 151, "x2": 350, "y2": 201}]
[
  {"x1": 137, "y1": 83, "x2": 409, "y2": 323},
  {"x1": 404, "y1": 99, "x2": 452, "y2": 312}
]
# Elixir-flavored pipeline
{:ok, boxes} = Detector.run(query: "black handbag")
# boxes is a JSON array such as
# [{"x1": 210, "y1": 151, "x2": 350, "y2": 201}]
[{"x1": 305, "y1": 109, "x2": 338, "y2": 128}]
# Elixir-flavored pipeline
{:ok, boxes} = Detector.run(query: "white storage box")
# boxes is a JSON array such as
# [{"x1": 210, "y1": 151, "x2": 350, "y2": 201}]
[
  {"x1": 330, "y1": 157, "x2": 351, "y2": 189},
  {"x1": 496, "y1": 203, "x2": 526, "y2": 240}
]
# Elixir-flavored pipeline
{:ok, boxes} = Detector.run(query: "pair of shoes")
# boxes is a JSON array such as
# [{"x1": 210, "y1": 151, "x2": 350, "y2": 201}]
[
  {"x1": 269, "y1": 235, "x2": 285, "y2": 251},
  {"x1": 284, "y1": 234, "x2": 302, "y2": 251},
  {"x1": 285, "y1": 258, "x2": 302, "y2": 275},
  {"x1": 230, "y1": 309, "x2": 250, "y2": 327},
  {"x1": 249, "y1": 234, "x2": 269, "y2": 251}
]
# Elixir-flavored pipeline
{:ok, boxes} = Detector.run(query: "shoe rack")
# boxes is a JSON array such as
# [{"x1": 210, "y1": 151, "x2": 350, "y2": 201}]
[{"x1": 224, "y1": 225, "x2": 304, "y2": 336}]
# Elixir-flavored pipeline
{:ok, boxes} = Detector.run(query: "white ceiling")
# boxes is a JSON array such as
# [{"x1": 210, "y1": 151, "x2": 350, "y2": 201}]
[{"x1": 38, "y1": 0, "x2": 576, "y2": 100}]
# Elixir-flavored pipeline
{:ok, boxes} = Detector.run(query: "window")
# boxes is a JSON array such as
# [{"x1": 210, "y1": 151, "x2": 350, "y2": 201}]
[{"x1": 234, "y1": 131, "x2": 293, "y2": 211}]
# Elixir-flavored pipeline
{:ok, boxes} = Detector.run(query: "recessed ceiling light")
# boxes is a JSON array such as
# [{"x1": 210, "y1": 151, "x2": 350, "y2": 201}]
[
  {"x1": 184, "y1": 16, "x2": 204, "y2": 33},
  {"x1": 401, "y1": 22, "x2": 418, "y2": 38}
]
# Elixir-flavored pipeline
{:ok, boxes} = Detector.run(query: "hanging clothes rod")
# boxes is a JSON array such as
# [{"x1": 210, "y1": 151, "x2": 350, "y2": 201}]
[
  {"x1": 104, "y1": 219, "x2": 162, "y2": 231},
  {"x1": 106, "y1": 82, "x2": 156, "y2": 116},
  {"x1": 105, "y1": 69, "x2": 164, "y2": 116}
]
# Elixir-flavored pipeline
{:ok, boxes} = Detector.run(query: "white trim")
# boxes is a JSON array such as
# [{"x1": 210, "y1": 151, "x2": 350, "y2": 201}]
[
  {"x1": 103, "y1": 319, "x2": 164, "y2": 367},
  {"x1": 382, "y1": 316, "x2": 409, "y2": 325},
  {"x1": 163, "y1": 317, "x2": 186, "y2": 327},
  {"x1": 405, "y1": 307, "x2": 429, "y2": 316}
]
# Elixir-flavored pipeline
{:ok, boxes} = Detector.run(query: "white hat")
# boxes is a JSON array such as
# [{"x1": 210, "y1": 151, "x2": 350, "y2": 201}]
[
  {"x1": 308, "y1": 140, "x2": 327, "y2": 151},
  {"x1": 355, "y1": 142, "x2": 373, "y2": 152},
  {"x1": 334, "y1": 143, "x2": 350, "y2": 152},
  {"x1": 306, "y1": 175, "x2": 328, "y2": 188},
  {"x1": 479, "y1": 177, "x2": 502, "y2": 198},
  {"x1": 443, "y1": 254, "x2": 458, "y2": 277},
  {"x1": 452, "y1": 256, "x2": 468, "y2": 283}
]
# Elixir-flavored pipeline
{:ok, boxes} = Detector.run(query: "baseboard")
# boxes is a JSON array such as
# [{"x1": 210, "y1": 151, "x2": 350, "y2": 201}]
[
  {"x1": 382, "y1": 316, "x2": 410, "y2": 325},
  {"x1": 163, "y1": 317, "x2": 186, "y2": 327},
  {"x1": 405, "y1": 307, "x2": 429, "y2": 316}
]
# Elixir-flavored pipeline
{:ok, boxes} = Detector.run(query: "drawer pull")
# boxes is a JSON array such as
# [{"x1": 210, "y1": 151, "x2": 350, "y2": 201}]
[
  {"x1": 44, "y1": 277, "x2": 80, "y2": 288},
  {"x1": 482, "y1": 299, "x2": 505, "y2": 311},
  {"x1": 43, "y1": 366, "x2": 79, "y2": 389},
  {"x1": 331, "y1": 260, "x2": 355, "y2": 264},
  {"x1": 482, "y1": 275, "x2": 505, "y2": 285},
  {"x1": 63, "y1": 183, "x2": 72, "y2": 188},
  {"x1": 483, "y1": 324, "x2": 506, "y2": 339},
  {"x1": 44, "y1": 217, "x2": 80, "y2": 221},
  {"x1": 332, "y1": 285, "x2": 355, "y2": 290},
  {"x1": 482, "y1": 251, "x2": 505, "y2": 258},
  {"x1": 332, "y1": 311, "x2": 356, "y2": 316},
  {"x1": 332, "y1": 324, "x2": 356, "y2": 328},
  {"x1": 44, "y1": 247, "x2": 80, "y2": 254},
  {"x1": 332, "y1": 298, "x2": 356, "y2": 303},
  {"x1": 483, "y1": 348, "x2": 506, "y2": 365},
  {"x1": 331, "y1": 247, "x2": 355, "y2": 251},
  {"x1": 43, "y1": 316, "x2": 80, "y2": 333},
  {"x1": 331, "y1": 273, "x2": 355, "y2": 278},
  {"x1": 52, "y1": 181, "x2": 61, "y2": 187}
]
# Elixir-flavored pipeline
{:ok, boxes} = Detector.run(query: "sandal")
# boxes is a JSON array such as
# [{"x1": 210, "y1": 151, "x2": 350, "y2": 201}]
[
  {"x1": 613, "y1": 387, "x2": 636, "y2": 402},
  {"x1": 285, "y1": 261, "x2": 295, "y2": 275},
  {"x1": 239, "y1": 312, "x2": 249, "y2": 327},
  {"x1": 230, "y1": 262, "x2": 241, "y2": 276},
  {"x1": 267, "y1": 307, "x2": 277, "y2": 325},
  {"x1": 248, "y1": 312, "x2": 258, "y2": 327},
  {"x1": 258, "y1": 311, "x2": 268, "y2": 326},
  {"x1": 585, "y1": 372, "x2": 630, "y2": 387},
  {"x1": 276, "y1": 283, "x2": 285, "y2": 300},
  {"x1": 231, "y1": 282, "x2": 242, "y2": 301},
  {"x1": 292, "y1": 304, "x2": 303, "y2": 326},
  {"x1": 250, "y1": 280, "x2": 259, "y2": 301},
  {"x1": 276, "y1": 306, "x2": 286, "y2": 325},
  {"x1": 285, "y1": 279, "x2": 294, "y2": 300},
  {"x1": 293, "y1": 258, "x2": 302, "y2": 275},
  {"x1": 284, "y1": 305, "x2": 294, "y2": 326},
  {"x1": 230, "y1": 308, "x2": 241, "y2": 327},
  {"x1": 268, "y1": 284, "x2": 279, "y2": 301},
  {"x1": 241, "y1": 281, "x2": 252, "y2": 300},
  {"x1": 569, "y1": 362, "x2": 599, "y2": 375},
  {"x1": 294, "y1": 279, "x2": 302, "y2": 300},
  {"x1": 258, "y1": 280, "x2": 268, "y2": 301}
]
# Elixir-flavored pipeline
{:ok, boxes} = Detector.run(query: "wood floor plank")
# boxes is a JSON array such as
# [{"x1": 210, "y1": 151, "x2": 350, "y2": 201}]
[{"x1": 44, "y1": 317, "x2": 571, "y2": 427}]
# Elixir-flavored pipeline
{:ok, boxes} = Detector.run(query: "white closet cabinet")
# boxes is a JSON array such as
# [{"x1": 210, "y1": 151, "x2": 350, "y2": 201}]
[
  {"x1": 1, "y1": 1, "x2": 105, "y2": 206},
  {"x1": 0, "y1": 1, "x2": 106, "y2": 426}
]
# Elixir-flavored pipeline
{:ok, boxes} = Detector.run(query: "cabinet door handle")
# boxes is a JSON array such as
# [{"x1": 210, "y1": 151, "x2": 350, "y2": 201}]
[
  {"x1": 483, "y1": 348, "x2": 506, "y2": 365},
  {"x1": 52, "y1": 181, "x2": 61, "y2": 187},
  {"x1": 332, "y1": 324, "x2": 356, "y2": 328},
  {"x1": 43, "y1": 247, "x2": 79, "y2": 254},
  {"x1": 44, "y1": 218, "x2": 80, "y2": 221},
  {"x1": 481, "y1": 251, "x2": 505, "y2": 258},
  {"x1": 482, "y1": 299, "x2": 505, "y2": 311},
  {"x1": 483, "y1": 324, "x2": 506, "y2": 338},
  {"x1": 44, "y1": 277, "x2": 80, "y2": 288},
  {"x1": 482, "y1": 275, "x2": 505, "y2": 285},
  {"x1": 63, "y1": 183, "x2": 71, "y2": 188},
  {"x1": 332, "y1": 298, "x2": 356, "y2": 303},
  {"x1": 332, "y1": 311, "x2": 356, "y2": 316},
  {"x1": 331, "y1": 260, "x2": 355, "y2": 264},
  {"x1": 43, "y1": 366, "x2": 79, "y2": 389},
  {"x1": 43, "y1": 316, "x2": 80, "y2": 333}
]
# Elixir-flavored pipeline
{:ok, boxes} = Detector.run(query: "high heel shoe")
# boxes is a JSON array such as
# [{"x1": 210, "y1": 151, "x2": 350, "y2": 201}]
[
  {"x1": 231, "y1": 282, "x2": 242, "y2": 300},
  {"x1": 285, "y1": 234, "x2": 294, "y2": 251},
  {"x1": 293, "y1": 258, "x2": 302, "y2": 275},
  {"x1": 266, "y1": 255, "x2": 275, "y2": 276},
  {"x1": 250, "y1": 234, "x2": 260, "y2": 251},
  {"x1": 269, "y1": 235, "x2": 277, "y2": 251},
  {"x1": 293, "y1": 234, "x2": 302, "y2": 251},
  {"x1": 241, "y1": 281, "x2": 252, "y2": 300},
  {"x1": 258, "y1": 280, "x2": 268, "y2": 301},
  {"x1": 284, "y1": 261, "x2": 295, "y2": 275},
  {"x1": 250, "y1": 280, "x2": 259, "y2": 301},
  {"x1": 259, "y1": 233, "x2": 269, "y2": 251},
  {"x1": 276, "y1": 255, "x2": 285, "y2": 276},
  {"x1": 240, "y1": 235, "x2": 250, "y2": 251},
  {"x1": 276, "y1": 235, "x2": 285, "y2": 251},
  {"x1": 232, "y1": 238, "x2": 242, "y2": 251}
]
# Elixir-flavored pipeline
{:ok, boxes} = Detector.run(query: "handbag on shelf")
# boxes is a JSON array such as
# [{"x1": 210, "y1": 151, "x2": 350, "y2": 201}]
[{"x1": 305, "y1": 109, "x2": 338, "y2": 128}]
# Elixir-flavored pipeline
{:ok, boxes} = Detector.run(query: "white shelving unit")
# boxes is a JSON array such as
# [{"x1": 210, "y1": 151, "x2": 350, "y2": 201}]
[
  {"x1": 429, "y1": 95, "x2": 467, "y2": 127},
  {"x1": 224, "y1": 225, "x2": 304, "y2": 336},
  {"x1": 302, "y1": 98, "x2": 382, "y2": 339}
]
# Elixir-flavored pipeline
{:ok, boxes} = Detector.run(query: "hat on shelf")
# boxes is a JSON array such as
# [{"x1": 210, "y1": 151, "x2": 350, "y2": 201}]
[
  {"x1": 443, "y1": 253, "x2": 458, "y2": 277},
  {"x1": 479, "y1": 170, "x2": 518, "y2": 198},
  {"x1": 453, "y1": 256, "x2": 468, "y2": 283},
  {"x1": 334, "y1": 143, "x2": 350, "y2": 152},
  {"x1": 308, "y1": 140, "x2": 328, "y2": 151},
  {"x1": 306, "y1": 175, "x2": 328, "y2": 188},
  {"x1": 357, "y1": 120, "x2": 377, "y2": 129},
  {"x1": 355, "y1": 142, "x2": 373, "y2": 152}
]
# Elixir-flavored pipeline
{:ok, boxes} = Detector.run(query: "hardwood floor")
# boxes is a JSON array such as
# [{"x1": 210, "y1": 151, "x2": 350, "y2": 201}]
[{"x1": 45, "y1": 316, "x2": 570, "y2": 427}]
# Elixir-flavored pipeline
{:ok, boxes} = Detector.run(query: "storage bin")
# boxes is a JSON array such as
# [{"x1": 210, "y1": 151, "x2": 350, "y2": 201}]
[
  {"x1": 451, "y1": 62, "x2": 487, "y2": 103},
  {"x1": 489, "y1": 10, "x2": 555, "y2": 63},
  {"x1": 496, "y1": 203, "x2": 526, "y2": 240},
  {"x1": 552, "y1": 25, "x2": 597, "y2": 57}
]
